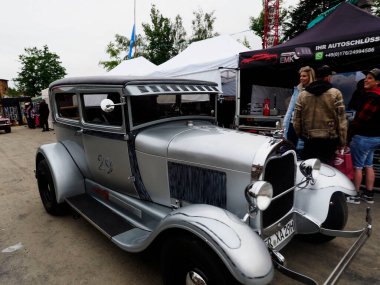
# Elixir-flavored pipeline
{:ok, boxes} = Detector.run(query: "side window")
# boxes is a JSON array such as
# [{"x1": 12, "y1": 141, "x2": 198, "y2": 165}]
[
  {"x1": 82, "y1": 93, "x2": 123, "y2": 127},
  {"x1": 55, "y1": 93, "x2": 79, "y2": 120}
]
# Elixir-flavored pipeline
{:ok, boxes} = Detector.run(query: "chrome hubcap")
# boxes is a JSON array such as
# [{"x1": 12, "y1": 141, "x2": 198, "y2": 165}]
[{"x1": 185, "y1": 271, "x2": 207, "y2": 285}]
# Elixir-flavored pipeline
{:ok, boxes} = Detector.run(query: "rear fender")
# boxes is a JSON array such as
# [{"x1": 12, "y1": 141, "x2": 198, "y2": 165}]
[
  {"x1": 36, "y1": 143, "x2": 85, "y2": 203},
  {"x1": 155, "y1": 204, "x2": 274, "y2": 285},
  {"x1": 294, "y1": 162, "x2": 355, "y2": 225}
]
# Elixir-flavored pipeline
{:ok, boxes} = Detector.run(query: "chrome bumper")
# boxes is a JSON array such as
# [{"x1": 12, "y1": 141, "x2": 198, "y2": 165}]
[{"x1": 272, "y1": 207, "x2": 372, "y2": 285}]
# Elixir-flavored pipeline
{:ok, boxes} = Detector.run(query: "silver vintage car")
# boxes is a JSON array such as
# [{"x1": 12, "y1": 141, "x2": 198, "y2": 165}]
[{"x1": 35, "y1": 76, "x2": 371, "y2": 285}]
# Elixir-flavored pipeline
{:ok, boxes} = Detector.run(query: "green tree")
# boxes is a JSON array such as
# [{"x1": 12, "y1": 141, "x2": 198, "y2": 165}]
[
  {"x1": 282, "y1": 0, "x2": 380, "y2": 41},
  {"x1": 99, "y1": 34, "x2": 130, "y2": 71},
  {"x1": 190, "y1": 9, "x2": 219, "y2": 43},
  {"x1": 142, "y1": 5, "x2": 175, "y2": 65},
  {"x1": 14, "y1": 45, "x2": 66, "y2": 97},
  {"x1": 283, "y1": 0, "x2": 345, "y2": 40},
  {"x1": 249, "y1": 0, "x2": 289, "y2": 47},
  {"x1": 5, "y1": 87, "x2": 21, "y2": 97},
  {"x1": 99, "y1": 33, "x2": 144, "y2": 71},
  {"x1": 250, "y1": 10, "x2": 265, "y2": 42},
  {"x1": 240, "y1": 37, "x2": 251, "y2": 49},
  {"x1": 372, "y1": 0, "x2": 380, "y2": 15},
  {"x1": 172, "y1": 15, "x2": 188, "y2": 55}
]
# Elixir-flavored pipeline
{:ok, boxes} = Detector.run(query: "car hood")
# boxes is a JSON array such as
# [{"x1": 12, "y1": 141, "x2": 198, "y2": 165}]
[{"x1": 135, "y1": 121, "x2": 278, "y2": 173}]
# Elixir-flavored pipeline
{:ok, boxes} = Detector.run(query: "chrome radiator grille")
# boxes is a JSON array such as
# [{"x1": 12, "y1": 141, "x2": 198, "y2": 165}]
[{"x1": 262, "y1": 151, "x2": 296, "y2": 228}]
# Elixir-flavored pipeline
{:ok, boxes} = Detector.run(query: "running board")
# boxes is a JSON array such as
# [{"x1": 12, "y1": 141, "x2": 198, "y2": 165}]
[{"x1": 66, "y1": 194, "x2": 135, "y2": 239}]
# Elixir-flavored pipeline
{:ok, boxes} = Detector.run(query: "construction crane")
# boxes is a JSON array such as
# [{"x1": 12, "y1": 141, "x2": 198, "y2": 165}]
[{"x1": 263, "y1": 0, "x2": 280, "y2": 49}]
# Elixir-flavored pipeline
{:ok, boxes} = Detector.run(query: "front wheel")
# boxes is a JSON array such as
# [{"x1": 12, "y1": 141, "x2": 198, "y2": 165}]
[
  {"x1": 37, "y1": 159, "x2": 67, "y2": 216},
  {"x1": 160, "y1": 233, "x2": 242, "y2": 285}
]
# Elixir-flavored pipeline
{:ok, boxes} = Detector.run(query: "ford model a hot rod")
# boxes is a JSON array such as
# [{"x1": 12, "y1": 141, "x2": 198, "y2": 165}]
[{"x1": 35, "y1": 76, "x2": 371, "y2": 285}]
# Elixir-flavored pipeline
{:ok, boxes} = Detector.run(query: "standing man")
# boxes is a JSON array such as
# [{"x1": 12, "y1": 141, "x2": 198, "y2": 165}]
[
  {"x1": 293, "y1": 65, "x2": 347, "y2": 164},
  {"x1": 39, "y1": 99, "x2": 50, "y2": 132},
  {"x1": 347, "y1": 68, "x2": 380, "y2": 204}
]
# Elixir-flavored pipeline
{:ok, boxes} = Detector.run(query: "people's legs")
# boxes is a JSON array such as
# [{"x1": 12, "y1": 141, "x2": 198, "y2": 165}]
[
  {"x1": 360, "y1": 138, "x2": 380, "y2": 204},
  {"x1": 347, "y1": 135, "x2": 367, "y2": 203},
  {"x1": 353, "y1": 168, "x2": 363, "y2": 191},
  {"x1": 30, "y1": 117, "x2": 35, "y2": 129},
  {"x1": 286, "y1": 123, "x2": 299, "y2": 148},
  {"x1": 364, "y1": 167, "x2": 375, "y2": 190},
  {"x1": 350, "y1": 135, "x2": 368, "y2": 189},
  {"x1": 322, "y1": 139, "x2": 338, "y2": 165},
  {"x1": 42, "y1": 118, "x2": 48, "y2": 131},
  {"x1": 351, "y1": 135, "x2": 380, "y2": 203},
  {"x1": 301, "y1": 138, "x2": 336, "y2": 164},
  {"x1": 300, "y1": 139, "x2": 312, "y2": 160}
]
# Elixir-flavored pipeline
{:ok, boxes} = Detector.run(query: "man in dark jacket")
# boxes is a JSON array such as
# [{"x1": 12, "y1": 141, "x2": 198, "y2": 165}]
[
  {"x1": 39, "y1": 99, "x2": 50, "y2": 132},
  {"x1": 293, "y1": 65, "x2": 347, "y2": 164}
]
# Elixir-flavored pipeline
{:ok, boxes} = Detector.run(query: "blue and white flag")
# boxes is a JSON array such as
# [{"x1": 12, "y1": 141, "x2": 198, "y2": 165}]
[{"x1": 128, "y1": 24, "x2": 136, "y2": 59}]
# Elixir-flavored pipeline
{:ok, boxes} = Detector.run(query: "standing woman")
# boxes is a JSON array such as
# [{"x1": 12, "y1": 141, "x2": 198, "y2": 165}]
[{"x1": 283, "y1": 66, "x2": 316, "y2": 148}]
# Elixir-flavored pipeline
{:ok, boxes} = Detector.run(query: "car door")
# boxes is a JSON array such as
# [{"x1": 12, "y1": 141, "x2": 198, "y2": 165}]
[{"x1": 80, "y1": 91, "x2": 138, "y2": 198}]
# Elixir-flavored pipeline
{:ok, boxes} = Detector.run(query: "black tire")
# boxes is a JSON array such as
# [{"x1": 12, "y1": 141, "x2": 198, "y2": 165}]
[
  {"x1": 37, "y1": 160, "x2": 67, "y2": 216},
  {"x1": 300, "y1": 192, "x2": 348, "y2": 243},
  {"x1": 160, "y1": 233, "x2": 242, "y2": 285},
  {"x1": 5, "y1": 127, "x2": 11, "y2": 133}
]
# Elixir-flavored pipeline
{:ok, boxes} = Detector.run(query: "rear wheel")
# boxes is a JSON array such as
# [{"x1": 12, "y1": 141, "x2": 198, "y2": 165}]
[
  {"x1": 37, "y1": 159, "x2": 67, "y2": 216},
  {"x1": 161, "y1": 233, "x2": 242, "y2": 285},
  {"x1": 301, "y1": 192, "x2": 348, "y2": 243},
  {"x1": 5, "y1": 127, "x2": 11, "y2": 133}
]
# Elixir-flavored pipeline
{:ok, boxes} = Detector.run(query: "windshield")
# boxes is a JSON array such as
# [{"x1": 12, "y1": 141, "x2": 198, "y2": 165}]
[{"x1": 130, "y1": 93, "x2": 216, "y2": 126}]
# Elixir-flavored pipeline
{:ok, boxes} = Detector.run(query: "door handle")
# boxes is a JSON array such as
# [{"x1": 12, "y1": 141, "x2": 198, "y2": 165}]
[{"x1": 75, "y1": 129, "x2": 83, "y2": 135}]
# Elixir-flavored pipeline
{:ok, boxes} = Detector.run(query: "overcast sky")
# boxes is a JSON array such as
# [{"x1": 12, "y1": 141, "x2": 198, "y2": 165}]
[{"x1": 0, "y1": 0, "x2": 299, "y2": 87}]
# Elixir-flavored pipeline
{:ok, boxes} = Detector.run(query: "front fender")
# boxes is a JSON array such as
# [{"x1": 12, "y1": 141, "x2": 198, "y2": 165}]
[
  {"x1": 156, "y1": 204, "x2": 274, "y2": 285},
  {"x1": 294, "y1": 162, "x2": 355, "y2": 225},
  {"x1": 36, "y1": 143, "x2": 85, "y2": 203}
]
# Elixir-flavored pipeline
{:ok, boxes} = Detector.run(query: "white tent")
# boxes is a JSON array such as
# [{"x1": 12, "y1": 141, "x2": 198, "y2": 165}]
[
  {"x1": 107, "y1": 36, "x2": 250, "y2": 94},
  {"x1": 107, "y1": 56, "x2": 158, "y2": 76},
  {"x1": 147, "y1": 35, "x2": 250, "y2": 92}
]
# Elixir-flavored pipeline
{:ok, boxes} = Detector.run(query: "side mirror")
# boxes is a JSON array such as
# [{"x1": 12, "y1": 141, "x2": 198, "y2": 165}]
[
  {"x1": 299, "y1": 158, "x2": 321, "y2": 183},
  {"x1": 100, "y1": 99, "x2": 115, "y2": 113}
]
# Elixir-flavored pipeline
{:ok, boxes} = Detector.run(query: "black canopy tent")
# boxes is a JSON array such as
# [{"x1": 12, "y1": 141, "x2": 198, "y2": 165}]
[
  {"x1": 236, "y1": 2, "x2": 380, "y2": 189},
  {"x1": 239, "y1": 2, "x2": 380, "y2": 89}
]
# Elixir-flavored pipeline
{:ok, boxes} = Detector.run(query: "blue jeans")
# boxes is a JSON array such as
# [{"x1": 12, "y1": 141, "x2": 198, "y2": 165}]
[{"x1": 350, "y1": 135, "x2": 380, "y2": 169}]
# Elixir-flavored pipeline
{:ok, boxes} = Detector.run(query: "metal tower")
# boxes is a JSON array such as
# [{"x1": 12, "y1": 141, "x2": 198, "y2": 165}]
[{"x1": 263, "y1": 0, "x2": 280, "y2": 48}]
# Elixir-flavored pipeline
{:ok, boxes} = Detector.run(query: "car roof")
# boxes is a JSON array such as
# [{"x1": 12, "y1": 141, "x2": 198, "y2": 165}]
[{"x1": 49, "y1": 76, "x2": 218, "y2": 89}]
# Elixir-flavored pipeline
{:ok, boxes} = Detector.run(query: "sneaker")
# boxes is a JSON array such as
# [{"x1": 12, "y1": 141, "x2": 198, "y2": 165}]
[
  {"x1": 360, "y1": 190, "x2": 374, "y2": 204},
  {"x1": 346, "y1": 194, "x2": 361, "y2": 204}
]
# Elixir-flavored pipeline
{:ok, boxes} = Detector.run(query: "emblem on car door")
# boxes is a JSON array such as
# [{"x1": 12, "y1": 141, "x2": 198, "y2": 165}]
[{"x1": 98, "y1": 154, "x2": 113, "y2": 174}]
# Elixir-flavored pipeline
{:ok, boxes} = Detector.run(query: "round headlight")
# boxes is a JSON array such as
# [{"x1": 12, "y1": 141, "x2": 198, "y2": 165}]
[{"x1": 245, "y1": 181, "x2": 273, "y2": 211}]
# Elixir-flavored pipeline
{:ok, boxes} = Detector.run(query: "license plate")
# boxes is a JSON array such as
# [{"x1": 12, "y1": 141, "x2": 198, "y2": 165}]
[{"x1": 265, "y1": 219, "x2": 295, "y2": 248}]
